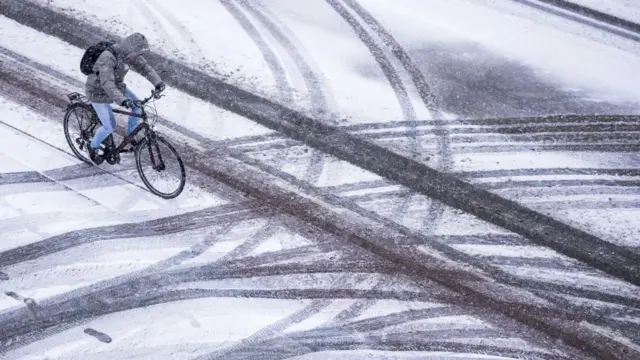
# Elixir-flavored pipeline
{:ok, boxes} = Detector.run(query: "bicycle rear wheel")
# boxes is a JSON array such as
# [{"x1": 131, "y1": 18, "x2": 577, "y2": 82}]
[
  {"x1": 135, "y1": 135, "x2": 186, "y2": 199},
  {"x1": 63, "y1": 104, "x2": 98, "y2": 164}
]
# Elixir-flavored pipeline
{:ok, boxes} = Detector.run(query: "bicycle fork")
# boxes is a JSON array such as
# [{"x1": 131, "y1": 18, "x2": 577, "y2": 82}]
[{"x1": 145, "y1": 133, "x2": 166, "y2": 172}]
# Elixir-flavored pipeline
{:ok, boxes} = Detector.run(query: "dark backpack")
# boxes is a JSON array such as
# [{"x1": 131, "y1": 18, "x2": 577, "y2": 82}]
[{"x1": 80, "y1": 40, "x2": 117, "y2": 75}]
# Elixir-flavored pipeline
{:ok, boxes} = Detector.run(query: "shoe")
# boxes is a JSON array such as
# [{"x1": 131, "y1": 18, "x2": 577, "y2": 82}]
[{"x1": 86, "y1": 142, "x2": 104, "y2": 164}]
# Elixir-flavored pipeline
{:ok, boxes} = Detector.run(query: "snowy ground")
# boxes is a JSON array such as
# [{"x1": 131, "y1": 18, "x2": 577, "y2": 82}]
[
  {"x1": 0, "y1": 98, "x2": 573, "y2": 360},
  {"x1": 20, "y1": 0, "x2": 640, "y2": 248},
  {"x1": 564, "y1": 0, "x2": 640, "y2": 23},
  {"x1": 1, "y1": 0, "x2": 639, "y2": 359}
]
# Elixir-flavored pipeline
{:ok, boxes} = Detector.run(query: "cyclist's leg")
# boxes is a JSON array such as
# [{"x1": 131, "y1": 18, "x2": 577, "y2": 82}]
[
  {"x1": 90, "y1": 103, "x2": 116, "y2": 150},
  {"x1": 124, "y1": 87, "x2": 141, "y2": 137}
]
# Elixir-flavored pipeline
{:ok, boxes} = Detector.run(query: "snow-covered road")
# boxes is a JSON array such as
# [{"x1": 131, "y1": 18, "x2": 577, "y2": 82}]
[
  {"x1": 0, "y1": 100, "x2": 568, "y2": 360},
  {"x1": 0, "y1": 0, "x2": 639, "y2": 359}
]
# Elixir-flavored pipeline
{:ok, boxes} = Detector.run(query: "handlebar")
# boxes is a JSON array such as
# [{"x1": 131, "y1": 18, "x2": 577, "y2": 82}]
[{"x1": 134, "y1": 89, "x2": 164, "y2": 108}]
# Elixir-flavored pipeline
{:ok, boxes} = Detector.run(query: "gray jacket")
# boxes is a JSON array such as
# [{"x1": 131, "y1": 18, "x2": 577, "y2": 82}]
[{"x1": 85, "y1": 33, "x2": 162, "y2": 104}]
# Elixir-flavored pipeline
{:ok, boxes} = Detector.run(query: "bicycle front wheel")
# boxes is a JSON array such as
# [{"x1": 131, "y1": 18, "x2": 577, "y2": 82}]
[{"x1": 135, "y1": 135, "x2": 186, "y2": 199}]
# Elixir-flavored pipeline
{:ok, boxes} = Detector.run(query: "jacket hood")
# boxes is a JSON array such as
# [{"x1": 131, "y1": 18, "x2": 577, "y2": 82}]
[{"x1": 114, "y1": 33, "x2": 150, "y2": 58}]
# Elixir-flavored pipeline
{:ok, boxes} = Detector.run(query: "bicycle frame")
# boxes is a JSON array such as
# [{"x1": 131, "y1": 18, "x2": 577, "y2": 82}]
[
  {"x1": 111, "y1": 107, "x2": 149, "y2": 153},
  {"x1": 107, "y1": 90, "x2": 162, "y2": 154}
]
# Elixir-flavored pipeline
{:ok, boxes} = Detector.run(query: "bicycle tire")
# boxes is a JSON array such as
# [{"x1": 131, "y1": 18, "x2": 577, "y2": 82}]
[
  {"x1": 134, "y1": 135, "x2": 186, "y2": 199},
  {"x1": 63, "y1": 103, "x2": 98, "y2": 164}
]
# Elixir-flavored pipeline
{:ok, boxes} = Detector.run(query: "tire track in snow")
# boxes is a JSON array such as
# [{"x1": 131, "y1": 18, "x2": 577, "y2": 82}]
[
  {"x1": 138, "y1": 10, "x2": 338, "y2": 342},
  {"x1": 512, "y1": 0, "x2": 640, "y2": 43},
  {"x1": 1, "y1": 57, "x2": 636, "y2": 358},
  {"x1": 237, "y1": 122, "x2": 640, "y2": 152},
  {"x1": 196, "y1": 300, "x2": 335, "y2": 360},
  {"x1": 241, "y1": 336, "x2": 565, "y2": 360},
  {"x1": 142, "y1": 8, "x2": 334, "y2": 341},
  {"x1": 146, "y1": 1, "x2": 326, "y2": 274},
  {"x1": 5, "y1": 2, "x2": 639, "y2": 292},
  {"x1": 327, "y1": 175, "x2": 640, "y2": 311},
  {"x1": 325, "y1": 0, "x2": 417, "y2": 120},
  {"x1": 325, "y1": 0, "x2": 449, "y2": 235},
  {"x1": 234, "y1": 0, "x2": 333, "y2": 186},
  {"x1": 328, "y1": 169, "x2": 640, "y2": 194},
  {"x1": 242, "y1": 138, "x2": 640, "y2": 155},
  {"x1": 0, "y1": 202, "x2": 265, "y2": 268},
  {"x1": 236, "y1": 0, "x2": 333, "y2": 118},
  {"x1": 343, "y1": 114, "x2": 640, "y2": 130},
  {"x1": 0, "y1": 260, "x2": 450, "y2": 354},
  {"x1": 341, "y1": 0, "x2": 438, "y2": 114},
  {"x1": 202, "y1": 111, "x2": 640, "y2": 155},
  {"x1": 353, "y1": 192, "x2": 640, "y2": 211},
  {"x1": 218, "y1": 0, "x2": 292, "y2": 103},
  {"x1": 208, "y1": 307, "x2": 546, "y2": 360},
  {"x1": 459, "y1": 167, "x2": 640, "y2": 178},
  {"x1": 208, "y1": 305, "x2": 569, "y2": 360},
  {"x1": 2, "y1": 7, "x2": 636, "y2": 356}
]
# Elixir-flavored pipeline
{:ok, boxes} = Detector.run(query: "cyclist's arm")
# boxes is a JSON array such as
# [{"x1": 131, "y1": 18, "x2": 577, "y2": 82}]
[
  {"x1": 95, "y1": 53, "x2": 128, "y2": 105},
  {"x1": 130, "y1": 56, "x2": 163, "y2": 88}
]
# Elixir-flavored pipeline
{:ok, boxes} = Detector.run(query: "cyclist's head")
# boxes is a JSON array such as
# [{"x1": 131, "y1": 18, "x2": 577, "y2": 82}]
[{"x1": 118, "y1": 33, "x2": 151, "y2": 61}]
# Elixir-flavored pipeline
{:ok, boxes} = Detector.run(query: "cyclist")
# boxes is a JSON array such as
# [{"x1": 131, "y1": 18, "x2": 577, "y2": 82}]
[{"x1": 84, "y1": 32, "x2": 166, "y2": 162}]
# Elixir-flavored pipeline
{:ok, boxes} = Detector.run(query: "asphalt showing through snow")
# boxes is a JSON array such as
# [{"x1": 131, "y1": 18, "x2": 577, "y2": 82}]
[
  {"x1": 0, "y1": 52, "x2": 587, "y2": 360},
  {"x1": 0, "y1": 0, "x2": 639, "y2": 359}
]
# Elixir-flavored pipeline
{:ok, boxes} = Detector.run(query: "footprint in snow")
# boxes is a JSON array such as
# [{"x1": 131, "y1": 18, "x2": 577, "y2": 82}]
[{"x1": 84, "y1": 328, "x2": 112, "y2": 343}]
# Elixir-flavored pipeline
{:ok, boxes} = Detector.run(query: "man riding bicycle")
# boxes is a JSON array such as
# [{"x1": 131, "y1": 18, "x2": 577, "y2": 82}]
[{"x1": 84, "y1": 32, "x2": 166, "y2": 162}]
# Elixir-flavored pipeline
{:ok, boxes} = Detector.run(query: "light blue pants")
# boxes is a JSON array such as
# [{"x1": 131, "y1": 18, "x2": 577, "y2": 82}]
[{"x1": 89, "y1": 88, "x2": 141, "y2": 149}]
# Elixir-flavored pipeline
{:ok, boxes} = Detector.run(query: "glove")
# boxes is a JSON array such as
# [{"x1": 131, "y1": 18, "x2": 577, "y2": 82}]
[
  {"x1": 121, "y1": 99, "x2": 135, "y2": 109},
  {"x1": 155, "y1": 82, "x2": 166, "y2": 93}
]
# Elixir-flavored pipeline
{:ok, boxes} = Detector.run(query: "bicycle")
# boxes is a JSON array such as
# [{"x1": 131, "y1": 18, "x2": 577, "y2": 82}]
[{"x1": 62, "y1": 89, "x2": 186, "y2": 199}]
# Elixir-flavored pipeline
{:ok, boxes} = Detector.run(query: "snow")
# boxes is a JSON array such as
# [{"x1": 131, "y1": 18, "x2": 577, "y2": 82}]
[
  {"x1": 500, "y1": 266, "x2": 640, "y2": 299},
  {"x1": 0, "y1": 14, "x2": 276, "y2": 144},
  {"x1": 549, "y1": 208, "x2": 640, "y2": 247},
  {"x1": 384, "y1": 315, "x2": 492, "y2": 332},
  {"x1": 352, "y1": 300, "x2": 446, "y2": 323},
  {"x1": 282, "y1": 300, "x2": 359, "y2": 333},
  {"x1": 289, "y1": 352, "x2": 520, "y2": 360},
  {"x1": 32, "y1": 0, "x2": 434, "y2": 125},
  {"x1": 0, "y1": 226, "x2": 211, "y2": 312},
  {"x1": 248, "y1": 228, "x2": 315, "y2": 256},
  {"x1": 314, "y1": 156, "x2": 383, "y2": 188},
  {"x1": 7, "y1": 298, "x2": 312, "y2": 360},
  {"x1": 2, "y1": 0, "x2": 640, "y2": 357},
  {"x1": 0, "y1": 97, "x2": 225, "y2": 215},
  {"x1": 451, "y1": 245, "x2": 566, "y2": 259},
  {"x1": 356, "y1": 0, "x2": 640, "y2": 105},
  {"x1": 3, "y1": 0, "x2": 638, "y2": 246},
  {"x1": 571, "y1": 0, "x2": 640, "y2": 23},
  {"x1": 453, "y1": 151, "x2": 640, "y2": 173}
]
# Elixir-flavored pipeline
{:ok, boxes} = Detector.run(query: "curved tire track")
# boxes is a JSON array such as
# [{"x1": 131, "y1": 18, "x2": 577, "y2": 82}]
[
  {"x1": 0, "y1": 202, "x2": 264, "y2": 268},
  {"x1": 512, "y1": 0, "x2": 640, "y2": 42},
  {"x1": 209, "y1": 4, "x2": 338, "y2": 337},
  {"x1": 231, "y1": 0, "x2": 334, "y2": 186},
  {"x1": 218, "y1": 0, "x2": 292, "y2": 103},
  {"x1": 1, "y1": 3, "x2": 640, "y2": 358},
  {"x1": 325, "y1": 0, "x2": 417, "y2": 121},
  {"x1": 1, "y1": 44, "x2": 634, "y2": 360},
  {"x1": 5, "y1": 58, "x2": 632, "y2": 354},
  {"x1": 326, "y1": 0, "x2": 450, "y2": 234}
]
